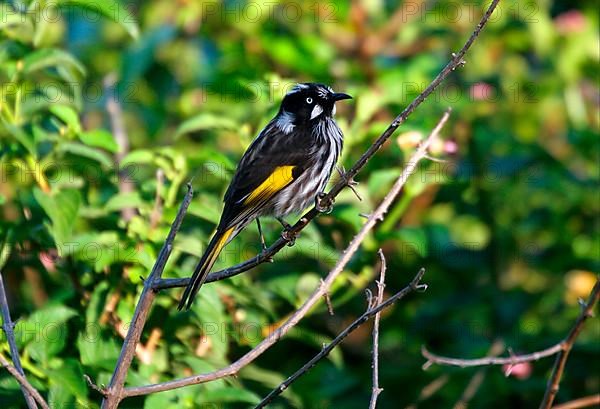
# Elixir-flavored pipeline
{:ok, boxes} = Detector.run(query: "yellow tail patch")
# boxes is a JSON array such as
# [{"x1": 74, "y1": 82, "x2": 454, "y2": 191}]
[
  {"x1": 244, "y1": 165, "x2": 295, "y2": 205},
  {"x1": 209, "y1": 227, "x2": 234, "y2": 266}
]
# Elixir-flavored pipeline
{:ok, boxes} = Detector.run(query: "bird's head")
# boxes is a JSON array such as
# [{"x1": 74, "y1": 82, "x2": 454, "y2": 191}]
[{"x1": 278, "y1": 83, "x2": 352, "y2": 126}]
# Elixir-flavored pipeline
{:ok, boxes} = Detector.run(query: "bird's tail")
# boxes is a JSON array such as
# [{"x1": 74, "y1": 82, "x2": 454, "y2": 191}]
[{"x1": 178, "y1": 226, "x2": 235, "y2": 310}]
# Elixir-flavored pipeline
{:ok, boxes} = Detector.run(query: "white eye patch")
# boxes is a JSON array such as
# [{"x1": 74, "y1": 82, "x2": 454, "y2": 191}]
[{"x1": 310, "y1": 104, "x2": 323, "y2": 119}]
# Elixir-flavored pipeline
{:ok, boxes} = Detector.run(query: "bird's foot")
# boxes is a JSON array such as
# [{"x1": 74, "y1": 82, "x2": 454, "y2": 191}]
[
  {"x1": 315, "y1": 192, "x2": 334, "y2": 214},
  {"x1": 281, "y1": 229, "x2": 298, "y2": 247},
  {"x1": 276, "y1": 217, "x2": 297, "y2": 246}
]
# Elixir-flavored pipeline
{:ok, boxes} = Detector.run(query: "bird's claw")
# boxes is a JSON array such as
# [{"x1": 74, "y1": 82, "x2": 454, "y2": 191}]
[
  {"x1": 281, "y1": 229, "x2": 297, "y2": 246},
  {"x1": 315, "y1": 192, "x2": 334, "y2": 214}
]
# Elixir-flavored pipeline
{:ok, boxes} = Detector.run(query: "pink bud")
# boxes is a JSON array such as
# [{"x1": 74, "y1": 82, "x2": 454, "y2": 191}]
[
  {"x1": 503, "y1": 362, "x2": 532, "y2": 379},
  {"x1": 470, "y1": 82, "x2": 494, "y2": 101},
  {"x1": 555, "y1": 10, "x2": 586, "y2": 34}
]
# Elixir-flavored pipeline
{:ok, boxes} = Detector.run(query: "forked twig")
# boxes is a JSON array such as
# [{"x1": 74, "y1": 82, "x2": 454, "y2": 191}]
[{"x1": 254, "y1": 268, "x2": 426, "y2": 408}]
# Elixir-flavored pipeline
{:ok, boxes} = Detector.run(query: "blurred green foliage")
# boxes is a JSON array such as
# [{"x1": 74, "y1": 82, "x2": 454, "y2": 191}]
[{"x1": 0, "y1": 0, "x2": 598, "y2": 408}]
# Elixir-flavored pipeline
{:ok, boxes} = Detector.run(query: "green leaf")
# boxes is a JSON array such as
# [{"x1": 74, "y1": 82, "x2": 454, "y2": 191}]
[
  {"x1": 48, "y1": 378, "x2": 75, "y2": 409},
  {"x1": 47, "y1": 359, "x2": 87, "y2": 400},
  {"x1": 191, "y1": 284, "x2": 228, "y2": 360},
  {"x1": 0, "y1": 5, "x2": 29, "y2": 30},
  {"x1": 58, "y1": 142, "x2": 114, "y2": 168},
  {"x1": 79, "y1": 129, "x2": 119, "y2": 152},
  {"x1": 33, "y1": 188, "x2": 81, "y2": 256},
  {"x1": 395, "y1": 227, "x2": 428, "y2": 257},
  {"x1": 104, "y1": 192, "x2": 144, "y2": 212},
  {"x1": 120, "y1": 149, "x2": 154, "y2": 165},
  {"x1": 50, "y1": 105, "x2": 81, "y2": 134},
  {"x1": 22, "y1": 48, "x2": 86, "y2": 76},
  {"x1": 2, "y1": 120, "x2": 36, "y2": 156},
  {"x1": 176, "y1": 113, "x2": 237, "y2": 137},
  {"x1": 55, "y1": 0, "x2": 139, "y2": 39},
  {"x1": 448, "y1": 215, "x2": 491, "y2": 250},
  {"x1": 77, "y1": 332, "x2": 121, "y2": 371},
  {"x1": 18, "y1": 305, "x2": 77, "y2": 363}
]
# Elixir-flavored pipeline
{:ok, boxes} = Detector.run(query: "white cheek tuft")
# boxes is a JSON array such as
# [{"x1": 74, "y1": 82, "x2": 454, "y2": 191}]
[
  {"x1": 310, "y1": 104, "x2": 323, "y2": 120},
  {"x1": 332, "y1": 104, "x2": 336, "y2": 116}
]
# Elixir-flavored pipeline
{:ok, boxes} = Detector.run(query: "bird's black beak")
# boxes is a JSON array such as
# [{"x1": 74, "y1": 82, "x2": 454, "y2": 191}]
[{"x1": 332, "y1": 92, "x2": 352, "y2": 101}]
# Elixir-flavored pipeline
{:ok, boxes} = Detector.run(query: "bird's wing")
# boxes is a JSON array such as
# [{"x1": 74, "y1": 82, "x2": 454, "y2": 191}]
[{"x1": 219, "y1": 121, "x2": 311, "y2": 228}]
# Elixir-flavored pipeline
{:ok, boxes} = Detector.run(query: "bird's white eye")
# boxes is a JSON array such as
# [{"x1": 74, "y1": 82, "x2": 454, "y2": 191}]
[{"x1": 306, "y1": 97, "x2": 313, "y2": 104}]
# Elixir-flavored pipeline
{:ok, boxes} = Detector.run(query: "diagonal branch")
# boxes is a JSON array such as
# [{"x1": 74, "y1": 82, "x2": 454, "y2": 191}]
[
  {"x1": 120, "y1": 108, "x2": 450, "y2": 400},
  {"x1": 551, "y1": 394, "x2": 600, "y2": 409},
  {"x1": 99, "y1": 184, "x2": 194, "y2": 409},
  {"x1": 0, "y1": 352, "x2": 49, "y2": 409},
  {"x1": 152, "y1": 0, "x2": 501, "y2": 292},
  {"x1": 254, "y1": 267, "x2": 426, "y2": 408},
  {"x1": 539, "y1": 278, "x2": 599, "y2": 409},
  {"x1": 0, "y1": 270, "x2": 41, "y2": 409}
]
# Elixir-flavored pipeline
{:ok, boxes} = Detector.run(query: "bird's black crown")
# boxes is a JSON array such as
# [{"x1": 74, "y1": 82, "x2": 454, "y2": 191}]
[{"x1": 278, "y1": 83, "x2": 351, "y2": 124}]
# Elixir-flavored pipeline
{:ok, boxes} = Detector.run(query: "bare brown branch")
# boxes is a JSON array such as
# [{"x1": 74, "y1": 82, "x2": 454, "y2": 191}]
[
  {"x1": 552, "y1": 394, "x2": 600, "y2": 409},
  {"x1": 540, "y1": 278, "x2": 599, "y2": 409},
  {"x1": 0, "y1": 352, "x2": 49, "y2": 409},
  {"x1": 254, "y1": 267, "x2": 426, "y2": 408},
  {"x1": 422, "y1": 343, "x2": 563, "y2": 370},
  {"x1": 1, "y1": 270, "x2": 41, "y2": 409},
  {"x1": 99, "y1": 184, "x2": 194, "y2": 409},
  {"x1": 369, "y1": 249, "x2": 386, "y2": 409}
]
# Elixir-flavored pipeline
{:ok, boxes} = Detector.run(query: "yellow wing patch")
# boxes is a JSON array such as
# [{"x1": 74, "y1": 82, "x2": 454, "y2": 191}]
[{"x1": 243, "y1": 165, "x2": 295, "y2": 205}]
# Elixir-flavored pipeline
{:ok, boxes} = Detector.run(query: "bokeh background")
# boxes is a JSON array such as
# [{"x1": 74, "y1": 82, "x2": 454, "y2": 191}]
[{"x1": 0, "y1": 0, "x2": 598, "y2": 408}]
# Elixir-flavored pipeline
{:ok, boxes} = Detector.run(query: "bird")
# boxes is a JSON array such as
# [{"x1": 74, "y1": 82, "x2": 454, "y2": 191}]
[{"x1": 178, "y1": 83, "x2": 352, "y2": 310}]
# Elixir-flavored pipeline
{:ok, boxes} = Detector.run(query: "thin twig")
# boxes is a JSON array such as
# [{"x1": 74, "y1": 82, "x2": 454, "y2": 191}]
[
  {"x1": 104, "y1": 73, "x2": 136, "y2": 222},
  {"x1": 0, "y1": 270, "x2": 39, "y2": 409},
  {"x1": 422, "y1": 343, "x2": 563, "y2": 370},
  {"x1": 0, "y1": 353, "x2": 49, "y2": 409},
  {"x1": 254, "y1": 268, "x2": 427, "y2": 408},
  {"x1": 540, "y1": 279, "x2": 599, "y2": 409},
  {"x1": 320, "y1": 278, "x2": 335, "y2": 316},
  {"x1": 99, "y1": 184, "x2": 194, "y2": 409},
  {"x1": 152, "y1": 0, "x2": 500, "y2": 292},
  {"x1": 120, "y1": 108, "x2": 449, "y2": 400},
  {"x1": 369, "y1": 249, "x2": 387, "y2": 409},
  {"x1": 552, "y1": 394, "x2": 600, "y2": 409},
  {"x1": 421, "y1": 279, "x2": 599, "y2": 409}
]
